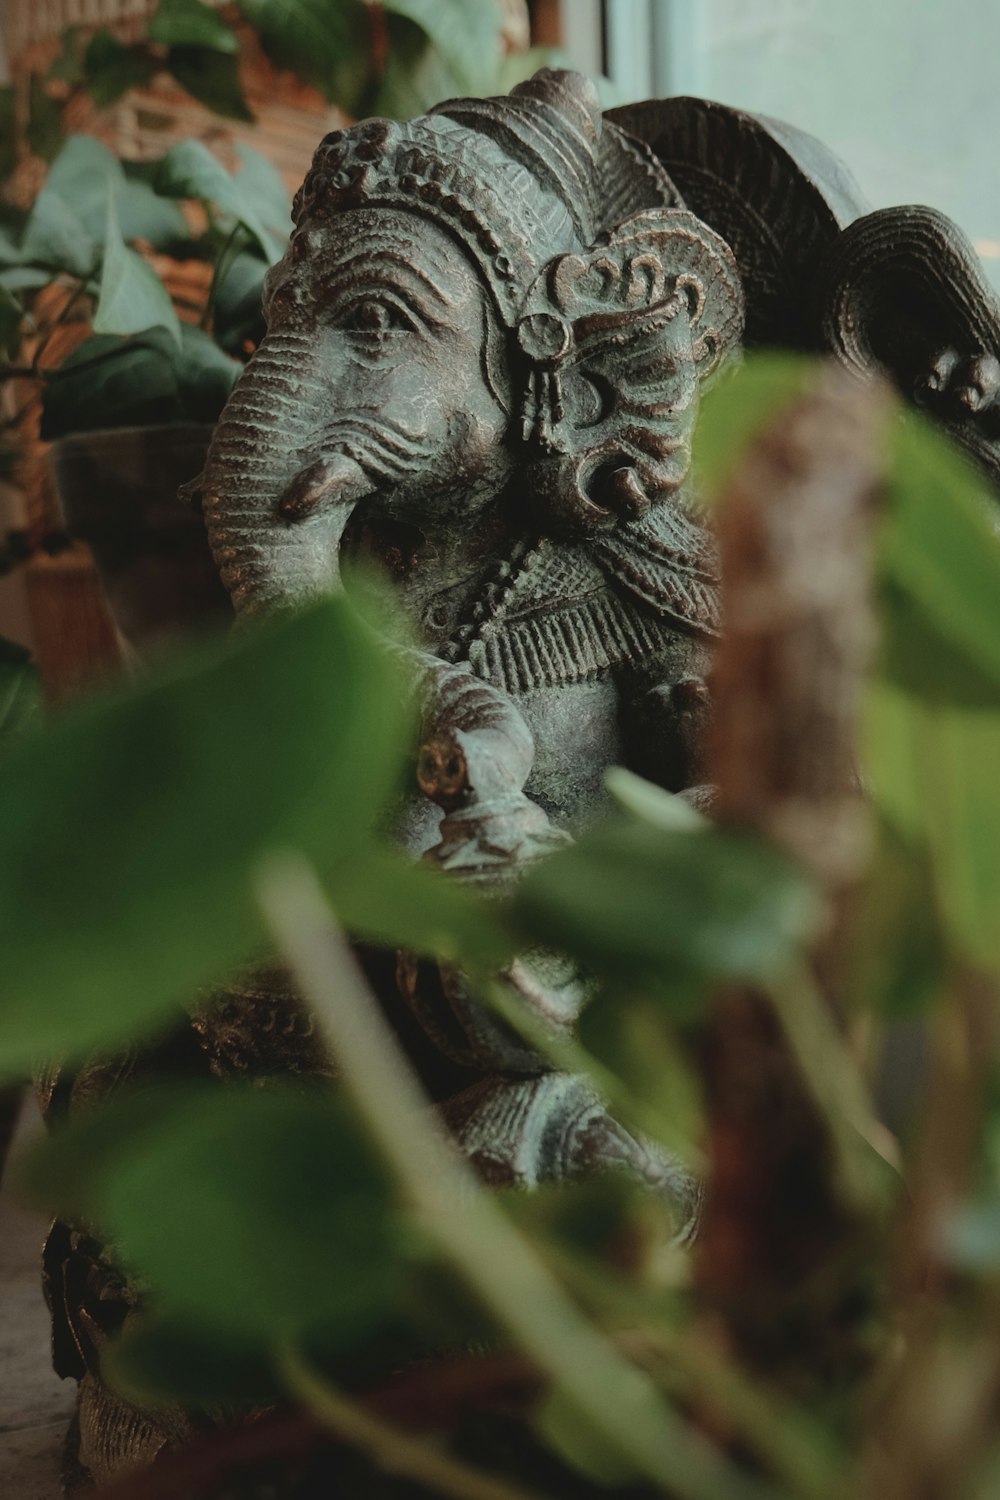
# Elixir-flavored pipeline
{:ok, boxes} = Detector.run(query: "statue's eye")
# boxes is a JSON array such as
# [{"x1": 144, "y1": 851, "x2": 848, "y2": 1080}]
[{"x1": 341, "y1": 298, "x2": 413, "y2": 334}]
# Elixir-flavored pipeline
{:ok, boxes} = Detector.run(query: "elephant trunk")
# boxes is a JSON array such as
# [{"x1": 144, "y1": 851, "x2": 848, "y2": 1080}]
[{"x1": 201, "y1": 330, "x2": 366, "y2": 617}]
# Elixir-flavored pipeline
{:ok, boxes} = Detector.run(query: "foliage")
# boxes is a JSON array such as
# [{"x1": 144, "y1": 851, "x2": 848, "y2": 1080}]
[
  {"x1": 2, "y1": 356, "x2": 1000, "y2": 1498},
  {"x1": 0, "y1": 130, "x2": 293, "y2": 442}
]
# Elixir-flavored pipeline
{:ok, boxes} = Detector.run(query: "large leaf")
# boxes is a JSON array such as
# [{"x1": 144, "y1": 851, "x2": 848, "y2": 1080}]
[
  {"x1": 880, "y1": 415, "x2": 1000, "y2": 694},
  {"x1": 23, "y1": 1082, "x2": 404, "y2": 1343},
  {"x1": 372, "y1": 13, "x2": 462, "y2": 120},
  {"x1": 235, "y1": 0, "x2": 372, "y2": 113},
  {"x1": 0, "y1": 598, "x2": 406, "y2": 1076},
  {"x1": 155, "y1": 140, "x2": 289, "y2": 262},
  {"x1": 211, "y1": 244, "x2": 268, "y2": 354},
  {"x1": 83, "y1": 31, "x2": 157, "y2": 108},
  {"x1": 20, "y1": 137, "x2": 186, "y2": 266},
  {"x1": 148, "y1": 0, "x2": 240, "y2": 52},
  {"x1": 382, "y1": 0, "x2": 503, "y2": 97},
  {"x1": 864, "y1": 683, "x2": 1000, "y2": 971},
  {"x1": 40, "y1": 330, "x2": 184, "y2": 439},
  {"x1": 27, "y1": 74, "x2": 63, "y2": 163},
  {"x1": 512, "y1": 818, "x2": 820, "y2": 993},
  {"x1": 0, "y1": 640, "x2": 41, "y2": 755},
  {"x1": 20, "y1": 190, "x2": 97, "y2": 278},
  {"x1": 174, "y1": 321, "x2": 241, "y2": 421},
  {"x1": 167, "y1": 48, "x2": 254, "y2": 121},
  {"x1": 93, "y1": 191, "x2": 181, "y2": 343}
]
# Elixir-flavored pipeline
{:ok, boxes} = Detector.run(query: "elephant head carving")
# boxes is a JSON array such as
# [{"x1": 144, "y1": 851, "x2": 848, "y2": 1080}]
[{"x1": 198, "y1": 70, "x2": 744, "y2": 623}]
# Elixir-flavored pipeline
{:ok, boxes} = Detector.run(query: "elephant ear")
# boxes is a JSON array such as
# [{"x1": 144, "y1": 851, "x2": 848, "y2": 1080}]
[
  {"x1": 606, "y1": 96, "x2": 869, "y2": 349},
  {"x1": 816, "y1": 205, "x2": 1000, "y2": 489},
  {"x1": 515, "y1": 208, "x2": 744, "y2": 534}
]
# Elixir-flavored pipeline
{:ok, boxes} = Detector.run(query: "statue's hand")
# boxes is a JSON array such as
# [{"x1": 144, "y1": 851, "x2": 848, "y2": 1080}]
[{"x1": 418, "y1": 724, "x2": 570, "y2": 884}]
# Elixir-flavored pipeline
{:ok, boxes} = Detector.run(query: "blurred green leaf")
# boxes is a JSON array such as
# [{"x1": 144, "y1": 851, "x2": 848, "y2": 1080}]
[
  {"x1": 106, "y1": 1313, "x2": 282, "y2": 1405},
  {"x1": 0, "y1": 285, "x2": 24, "y2": 359},
  {"x1": 27, "y1": 75, "x2": 63, "y2": 164},
  {"x1": 168, "y1": 47, "x2": 254, "y2": 121},
  {"x1": 83, "y1": 31, "x2": 157, "y2": 108},
  {"x1": 0, "y1": 640, "x2": 41, "y2": 754},
  {"x1": 0, "y1": 88, "x2": 16, "y2": 181},
  {"x1": 156, "y1": 140, "x2": 289, "y2": 262},
  {"x1": 842, "y1": 818, "x2": 947, "y2": 1018},
  {"x1": 864, "y1": 683, "x2": 1000, "y2": 969},
  {"x1": 24, "y1": 1082, "x2": 403, "y2": 1342},
  {"x1": 512, "y1": 819, "x2": 820, "y2": 993},
  {"x1": 382, "y1": 0, "x2": 503, "y2": 97},
  {"x1": 93, "y1": 191, "x2": 181, "y2": 343},
  {"x1": 21, "y1": 189, "x2": 96, "y2": 278},
  {"x1": 691, "y1": 351, "x2": 813, "y2": 505},
  {"x1": 175, "y1": 321, "x2": 240, "y2": 419},
  {"x1": 605, "y1": 766, "x2": 706, "y2": 832},
  {"x1": 236, "y1": 0, "x2": 372, "y2": 113},
  {"x1": 48, "y1": 26, "x2": 86, "y2": 85},
  {"x1": 148, "y1": 0, "x2": 240, "y2": 52},
  {"x1": 211, "y1": 244, "x2": 268, "y2": 354},
  {"x1": 370, "y1": 13, "x2": 452, "y2": 121},
  {"x1": 536, "y1": 1386, "x2": 644, "y2": 1487},
  {"x1": 0, "y1": 598, "x2": 405, "y2": 1076},
  {"x1": 40, "y1": 330, "x2": 183, "y2": 438},
  {"x1": 338, "y1": 846, "x2": 514, "y2": 969},
  {"x1": 881, "y1": 415, "x2": 1000, "y2": 695}
]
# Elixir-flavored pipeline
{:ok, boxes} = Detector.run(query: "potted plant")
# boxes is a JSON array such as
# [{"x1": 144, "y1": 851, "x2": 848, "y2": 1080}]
[{"x1": 0, "y1": 129, "x2": 294, "y2": 651}]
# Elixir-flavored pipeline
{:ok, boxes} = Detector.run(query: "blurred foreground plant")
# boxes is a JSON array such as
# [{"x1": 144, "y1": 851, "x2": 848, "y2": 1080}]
[{"x1": 4, "y1": 356, "x2": 1000, "y2": 1498}]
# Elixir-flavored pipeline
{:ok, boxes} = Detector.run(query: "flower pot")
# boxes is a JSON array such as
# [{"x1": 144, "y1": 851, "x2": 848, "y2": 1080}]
[{"x1": 49, "y1": 424, "x2": 232, "y2": 653}]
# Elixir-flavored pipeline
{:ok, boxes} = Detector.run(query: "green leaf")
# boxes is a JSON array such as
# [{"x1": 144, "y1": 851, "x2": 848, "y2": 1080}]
[
  {"x1": 27, "y1": 75, "x2": 63, "y2": 163},
  {"x1": 0, "y1": 88, "x2": 17, "y2": 183},
  {"x1": 0, "y1": 597, "x2": 406, "y2": 1076},
  {"x1": 93, "y1": 190, "x2": 181, "y2": 343},
  {"x1": 105, "y1": 1313, "x2": 281, "y2": 1406},
  {"x1": 148, "y1": 0, "x2": 240, "y2": 53},
  {"x1": 512, "y1": 819, "x2": 820, "y2": 993},
  {"x1": 691, "y1": 351, "x2": 814, "y2": 505},
  {"x1": 864, "y1": 683, "x2": 1000, "y2": 969},
  {"x1": 23, "y1": 1082, "x2": 403, "y2": 1342},
  {"x1": 0, "y1": 285, "x2": 24, "y2": 359},
  {"x1": 175, "y1": 321, "x2": 240, "y2": 421},
  {"x1": 605, "y1": 766, "x2": 706, "y2": 832},
  {"x1": 211, "y1": 244, "x2": 268, "y2": 354},
  {"x1": 119, "y1": 164, "x2": 190, "y2": 249},
  {"x1": 235, "y1": 0, "x2": 372, "y2": 113},
  {"x1": 881, "y1": 414, "x2": 1000, "y2": 695},
  {"x1": 382, "y1": 0, "x2": 503, "y2": 97},
  {"x1": 83, "y1": 31, "x2": 158, "y2": 108},
  {"x1": 337, "y1": 846, "x2": 514, "y2": 969},
  {"x1": 0, "y1": 640, "x2": 41, "y2": 754},
  {"x1": 167, "y1": 47, "x2": 254, "y2": 122},
  {"x1": 48, "y1": 26, "x2": 86, "y2": 85},
  {"x1": 20, "y1": 190, "x2": 96, "y2": 278},
  {"x1": 155, "y1": 140, "x2": 289, "y2": 262},
  {"x1": 841, "y1": 817, "x2": 947, "y2": 1018},
  {"x1": 40, "y1": 330, "x2": 184, "y2": 439},
  {"x1": 372, "y1": 13, "x2": 462, "y2": 120}
]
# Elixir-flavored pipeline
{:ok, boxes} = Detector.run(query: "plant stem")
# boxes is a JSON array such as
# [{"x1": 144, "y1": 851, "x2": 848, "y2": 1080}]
[
  {"x1": 278, "y1": 1347, "x2": 547, "y2": 1500},
  {"x1": 257, "y1": 853, "x2": 774, "y2": 1500}
]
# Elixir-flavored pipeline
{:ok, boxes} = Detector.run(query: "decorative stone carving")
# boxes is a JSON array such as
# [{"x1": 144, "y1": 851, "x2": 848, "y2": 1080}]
[{"x1": 44, "y1": 68, "x2": 1000, "y2": 1490}]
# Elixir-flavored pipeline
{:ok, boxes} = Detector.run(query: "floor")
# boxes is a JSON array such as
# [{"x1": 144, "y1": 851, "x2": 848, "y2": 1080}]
[{"x1": 0, "y1": 1101, "x2": 76, "y2": 1500}]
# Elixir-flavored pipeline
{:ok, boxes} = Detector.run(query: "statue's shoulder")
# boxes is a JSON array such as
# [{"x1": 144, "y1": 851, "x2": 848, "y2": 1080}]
[{"x1": 450, "y1": 506, "x2": 718, "y2": 695}]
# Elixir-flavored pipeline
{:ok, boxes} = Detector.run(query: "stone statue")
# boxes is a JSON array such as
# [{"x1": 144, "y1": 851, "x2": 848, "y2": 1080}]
[{"x1": 44, "y1": 69, "x2": 1000, "y2": 1491}]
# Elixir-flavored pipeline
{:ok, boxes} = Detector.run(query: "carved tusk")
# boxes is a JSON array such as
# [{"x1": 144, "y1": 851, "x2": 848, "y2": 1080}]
[{"x1": 278, "y1": 453, "x2": 369, "y2": 521}]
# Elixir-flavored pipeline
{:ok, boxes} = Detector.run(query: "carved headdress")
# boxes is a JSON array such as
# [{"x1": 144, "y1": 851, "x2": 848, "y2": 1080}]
[{"x1": 294, "y1": 70, "x2": 745, "y2": 533}]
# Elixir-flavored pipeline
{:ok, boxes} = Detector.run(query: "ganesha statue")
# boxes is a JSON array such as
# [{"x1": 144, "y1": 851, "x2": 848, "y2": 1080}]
[{"x1": 44, "y1": 67, "x2": 1000, "y2": 1489}]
